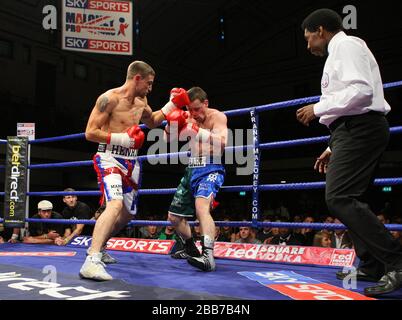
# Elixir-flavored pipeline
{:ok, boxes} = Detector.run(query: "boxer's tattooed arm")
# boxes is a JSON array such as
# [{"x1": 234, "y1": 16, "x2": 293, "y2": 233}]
[{"x1": 98, "y1": 96, "x2": 109, "y2": 112}]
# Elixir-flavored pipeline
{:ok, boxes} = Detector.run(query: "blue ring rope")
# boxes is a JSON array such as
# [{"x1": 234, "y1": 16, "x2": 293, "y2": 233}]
[
  {"x1": 1, "y1": 178, "x2": 401, "y2": 197},
  {"x1": 1, "y1": 217, "x2": 402, "y2": 232},
  {"x1": 0, "y1": 126, "x2": 397, "y2": 171}
]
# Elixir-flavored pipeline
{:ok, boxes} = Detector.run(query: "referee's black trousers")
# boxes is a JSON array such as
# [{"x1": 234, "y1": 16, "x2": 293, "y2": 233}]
[{"x1": 326, "y1": 112, "x2": 402, "y2": 275}]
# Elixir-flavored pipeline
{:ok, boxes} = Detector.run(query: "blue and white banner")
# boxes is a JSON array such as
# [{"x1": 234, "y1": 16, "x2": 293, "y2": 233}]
[{"x1": 62, "y1": 0, "x2": 133, "y2": 55}]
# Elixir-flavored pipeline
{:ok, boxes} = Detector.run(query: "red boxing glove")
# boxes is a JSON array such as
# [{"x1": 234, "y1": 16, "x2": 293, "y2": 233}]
[
  {"x1": 126, "y1": 125, "x2": 145, "y2": 149},
  {"x1": 107, "y1": 125, "x2": 145, "y2": 149},
  {"x1": 171, "y1": 88, "x2": 190, "y2": 108},
  {"x1": 166, "y1": 109, "x2": 188, "y2": 130},
  {"x1": 161, "y1": 88, "x2": 191, "y2": 117}
]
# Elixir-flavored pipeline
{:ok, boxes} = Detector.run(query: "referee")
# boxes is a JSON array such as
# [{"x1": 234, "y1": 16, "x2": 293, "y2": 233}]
[{"x1": 296, "y1": 8, "x2": 402, "y2": 297}]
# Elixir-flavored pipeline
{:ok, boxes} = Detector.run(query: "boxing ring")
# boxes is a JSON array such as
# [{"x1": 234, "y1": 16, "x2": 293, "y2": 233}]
[{"x1": 1, "y1": 82, "x2": 402, "y2": 301}]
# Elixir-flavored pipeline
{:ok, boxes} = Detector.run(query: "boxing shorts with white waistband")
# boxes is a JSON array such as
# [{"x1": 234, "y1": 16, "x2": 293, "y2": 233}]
[
  {"x1": 169, "y1": 156, "x2": 225, "y2": 218},
  {"x1": 93, "y1": 143, "x2": 141, "y2": 215}
]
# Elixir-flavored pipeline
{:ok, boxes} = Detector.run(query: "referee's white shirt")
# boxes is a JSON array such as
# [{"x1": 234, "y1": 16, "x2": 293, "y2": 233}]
[{"x1": 314, "y1": 31, "x2": 391, "y2": 128}]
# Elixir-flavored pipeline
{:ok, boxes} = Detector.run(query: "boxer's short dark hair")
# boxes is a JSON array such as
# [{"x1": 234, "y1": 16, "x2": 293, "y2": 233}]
[
  {"x1": 127, "y1": 61, "x2": 155, "y2": 80},
  {"x1": 302, "y1": 8, "x2": 343, "y2": 33},
  {"x1": 188, "y1": 87, "x2": 208, "y2": 103}
]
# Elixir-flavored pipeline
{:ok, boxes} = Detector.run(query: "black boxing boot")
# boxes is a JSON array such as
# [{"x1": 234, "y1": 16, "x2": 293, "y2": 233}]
[
  {"x1": 187, "y1": 235, "x2": 216, "y2": 272},
  {"x1": 171, "y1": 236, "x2": 201, "y2": 259}
]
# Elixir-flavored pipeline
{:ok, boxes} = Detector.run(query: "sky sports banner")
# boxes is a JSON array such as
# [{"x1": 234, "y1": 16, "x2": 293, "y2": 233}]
[
  {"x1": 62, "y1": 0, "x2": 133, "y2": 55},
  {"x1": 3, "y1": 137, "x2": 28, "y2": 228},
  {"x1": 69, "y1": 236, "x2": 175, "y2": 255}
]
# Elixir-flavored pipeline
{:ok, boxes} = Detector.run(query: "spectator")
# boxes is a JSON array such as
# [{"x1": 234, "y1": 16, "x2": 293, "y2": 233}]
[
  {"x1": 0, "y1": 236, "x2": 4, "y2": 244},
  {"x1": 214, "y1": 226, "x2": 226, "y2": 242},
  {"x1": 270, "y1": 222, "x2": 303, "y2": 246},
  {"x1": 220, "y1": 217, "x2": 236, "y2": 242},
  {"x1": 159, "y1": 223, "x2": 178, "y2": 241},
  {"x1": 391, "y1": 230, "x2": 402, "y2": 246},
  {"x1": 292, "y1": 215, "x2": 303, "y2": 237},
  {"x1": 138, "y1": 216, "x2": 160, "y2": 239},
  {"x1": 138, "y1": 216, "x2": 159, "y2": 239},
  {"x1": 299, "y1": 216, "x2": 316, "y2": 246},
  {"x1": 313, "y1": 231, "x2": 332, "y2": 248},
  {"x1": 320, "y1": 215, "x2": 335, "y2": 233},
  {"x1": 54, "y1": 188, "x2": 92, "y2": 246},
  {"x1": 24, "y1": 200, "x2": 65, "y2": 244},
  {"x1": 263, "y1": 220, "x2": 281, "y2": 245},
  {"x1": 235, "y1": 227, "x2": 262, "y2": 244},
  {"x1": 323, "y1": 215, "x2": 335, "y2": 224},
  {"x1": 256, "y1": 218, "x2": 273, "y2": 243},
  {"x1": 376, "y1": 213, "x2": 390, "y2": 225},
  {"x1": 139, "y1": 224, "x2": 159, "y2": 239},
  {"x1": 330, "y1": 218, "x2": 353, "y2": 249},
  {"x1": 0, "y1": 219, "x2": 20, "y2": 243}
]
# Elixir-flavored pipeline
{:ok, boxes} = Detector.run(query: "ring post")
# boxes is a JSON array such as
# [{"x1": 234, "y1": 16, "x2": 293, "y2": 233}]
[{"x1": 250, "y1": 108, "x2": 260, "y2": 228}]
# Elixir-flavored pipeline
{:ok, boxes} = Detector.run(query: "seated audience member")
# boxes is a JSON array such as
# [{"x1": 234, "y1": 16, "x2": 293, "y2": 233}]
[
  {"x1": 298, "y1": 215, "x2": 316, "y2": 246},
  {"x1": 62, "y1": 188, "x2": 92, "y2": 233},
  {"x1": 323, "y1": 215, "x2": 335, "y2": 224},
  {"x1": 376, "y1": 212, "x2": 390, "y2": 225},
  {"x1": 256, "y1": 218, "x2": 273, "y2": 243},
  {"x1": 214, "y1": 226, "x2": 226, "y2": 242},
  {"x1": 321, "y1": 215, "x2": 335, "y2": 232},
  {"x1": 0, "y1": 236, "x2": 4, "y2": 244},
  {"x1": 138, "y1": 216, "x2": 160, "y2": 239},
  {"x1": 138, "y1": 216, "x2": 159, "y2": 239},
  {"x1": 139, "y1": 224, "x2": 159, "y2": 239},
  {"x1": 235, "y1": 227, "x2": 262, "y2": 244},
  {"x1": 24, "y1": 200, "x2": 65, "y2": 245},
  {"x1": 220, "y1": 217, "x2": 236, "y2": 242},
  {"x1": 330, "y1": 218, "x2": 353, "y2": 249},
  {"x1": 263, "y1": 220, "x2": 281, "y2": 245},
  {"x1": 391, "y1": 230, "x2": 402, "y2": 245},
  {"x1": 0, "y1": 221, "x2": 20, "y2": 243},
  {"x1": 313, "y1": 231, "x2": 332, "y2": 248},
  {"x1": 159, "y1": 222, "x2": 178, "y2": 241},
  {"x1": 270, "y1": 222, "x2": 303, "y2": 246},
  {"x1": 292, "y1": 215, "x2": 303, "y2": 237}
]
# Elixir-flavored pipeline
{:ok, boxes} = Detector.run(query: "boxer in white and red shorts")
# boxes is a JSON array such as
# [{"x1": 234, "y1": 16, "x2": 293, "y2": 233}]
[
  {"x1": 93, "y1": 141, "x2": 142, "y2": 216},
  {"x1": 79, "y1": 61, "x2": 191, "y2": 281}
]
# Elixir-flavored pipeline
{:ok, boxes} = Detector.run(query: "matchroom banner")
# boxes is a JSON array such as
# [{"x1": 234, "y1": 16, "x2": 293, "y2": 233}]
[
  {"x1": 62, "y1": 0, "x2": 133, "y2": 55},
  {"x1": 3, "y1": 137, "x2": 28, "y2": 228}
]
